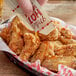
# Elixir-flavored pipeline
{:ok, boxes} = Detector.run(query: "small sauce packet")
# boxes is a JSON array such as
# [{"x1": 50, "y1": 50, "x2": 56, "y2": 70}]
[{"x1": 5, "y1": 0, "x2": 55, "y2": 35}]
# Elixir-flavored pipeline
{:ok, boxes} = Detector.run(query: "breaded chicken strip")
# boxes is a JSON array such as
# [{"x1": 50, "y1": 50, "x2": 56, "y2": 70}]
[
  {"x1": 9, "y1": 20, "x2": 23, "y2": 55},
  {"x1": 20, "y1": 33, "x2": 40, "y2": 60},
  {"x1": 30, "y1": 41, "x2": 54, "y2": 63},
  {"x1": 0, "y1": 16, "x2": 23, "y2": 44},
  {"x1": 42, "y1": 56, "x2": 76, "y2": 72},
  {"x1": 55, "y1": 44, "x2": 76, "y2": 56}
]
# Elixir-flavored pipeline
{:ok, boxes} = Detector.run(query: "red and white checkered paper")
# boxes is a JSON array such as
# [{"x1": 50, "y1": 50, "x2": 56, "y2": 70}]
[{"x1": 0, "y1": 16, "x2": 76, "y2": 76}]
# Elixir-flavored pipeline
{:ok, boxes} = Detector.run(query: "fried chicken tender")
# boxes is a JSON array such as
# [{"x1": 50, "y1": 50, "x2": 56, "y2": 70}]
[
  {"x1": 20, "y1": 33, "x2": 40, "y2": 60},
  {"x1": 30, "y1": 41, "x2": 54, "y2": 63},
  {"x1": 60, "y1": 27, "x2": 72, "y2": 39},
  {"x1": 9, "y1": 20, "x2": 24, "y2": 55},
  {"x1": 0, "y1": 26, "x2": 12, "y2": 44},
  {"x1": 42, "y1": 56, "x2": 76, "y2": 72},
  {"x1": 59, "y1": 36, "x2": 76, "y2": 44},
  {"x1": 55, "y1": 44, "x2": 76, "y2": 56}
]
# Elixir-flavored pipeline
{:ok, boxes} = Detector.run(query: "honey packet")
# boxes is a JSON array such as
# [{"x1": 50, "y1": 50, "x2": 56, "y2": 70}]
[{"x1": 5, "y1": 0, "x2": 55, "y2": 35}]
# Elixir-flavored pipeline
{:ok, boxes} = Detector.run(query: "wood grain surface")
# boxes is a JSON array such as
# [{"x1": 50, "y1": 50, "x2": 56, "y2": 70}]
[
  {"x1": 0, "y1": 1, "x2": 76, "y2": 76},
  {"x1": 0, "y1": 52, "x2": 30, "y2": 76}
]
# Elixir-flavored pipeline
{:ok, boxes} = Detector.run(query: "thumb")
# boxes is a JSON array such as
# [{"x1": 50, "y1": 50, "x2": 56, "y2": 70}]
[{"x1": 17, "y1": 0, "x2": 33, "y2": 16}]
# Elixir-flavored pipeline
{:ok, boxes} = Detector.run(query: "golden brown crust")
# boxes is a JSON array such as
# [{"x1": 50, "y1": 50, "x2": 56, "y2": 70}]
[
  {"x1": 42, "y1": 56, "x2": 76, "y2": 72},
  {"x1": 9, "y1": 19, "x2": 24, "y2": 55},
  {"x1": 11, "y1": 16, "x2": 33, "y2": 34},
  {"x1": 51, "y1": 41, "x2": 63, "y2": 51},
  {"x1": 9, "y1": 32, "x2": 23, "y2": 55},
  {"x1": 60, "y1": 27, "x2": 72, "y2": 39},
  {"x1": 30, "y1": 41, "x2": 54, "y2": 63},
  {"x1": 20, "y1": 33, "x2": 40, "y2": 60},
  {"x1": 55, "y1": 44, "x2": 76, "y2": 56},
  {"x1": 59, "y1": 36, "x2": 76, "y2": 44}
]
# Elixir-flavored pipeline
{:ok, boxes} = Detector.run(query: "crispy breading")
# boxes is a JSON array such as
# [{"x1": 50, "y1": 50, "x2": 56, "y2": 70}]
[
  {"x1": 9, "y1": 32, "x2": 23, "y2": 55},
  {"x1": 59, "y1": 36, "x2": 76, "y2": 44},
  {"x1": 42, "y1": 56, "x2": 76, "y2": 72},
  {"x1": 11, "y1": 16, "x2": 33, "y2": 34},
  {"x1": 30, "y1": 41, "x2": 54, "y2": 63},
  {"x1": 60, "y1": 27, "x2": 72, "y2": 39},
  {"x1": 9, "y1": 17, "x2": 24, "y2": 55},
  {"x1": 55, "y1": 44, "x2": 76, "y2": 56},
  {"x1": 20, "y1": 33, "x2": 40, "y2": 60},
  {"x1": 52, "y1": 41, "x2": 63, "y2": 51},
  {"x1": 9, "y1": 19, "x2": 24, "y2": 55}
]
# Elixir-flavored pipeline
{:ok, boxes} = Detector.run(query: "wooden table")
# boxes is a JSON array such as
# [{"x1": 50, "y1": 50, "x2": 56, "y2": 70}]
[
  {"x1": 0, "y1": 52, "x2": 30, "y2": 76},
  {"x1": 0, "y1": 1, "x2": 76, "y2": 76}
]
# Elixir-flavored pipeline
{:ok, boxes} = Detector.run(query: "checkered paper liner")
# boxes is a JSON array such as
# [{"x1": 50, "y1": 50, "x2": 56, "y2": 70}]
[{"x1": 0, "y1": 16, "x2": 76, "y2": 76}]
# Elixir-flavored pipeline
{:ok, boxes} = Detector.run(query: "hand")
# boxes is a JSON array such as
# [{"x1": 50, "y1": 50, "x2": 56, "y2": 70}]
[{"x1": 17, "y1": 0, "x2": 48, "y2": 16}]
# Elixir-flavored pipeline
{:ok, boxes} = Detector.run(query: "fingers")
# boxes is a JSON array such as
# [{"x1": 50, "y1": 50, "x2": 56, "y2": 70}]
[
  {"x1": 17, "y1": 0, "x2": 48, "y2": 16},
  {"x1": 37, "y1": 0, "x2": 48, "y2": 6},
  {"x1": 17, "y1": 0, "x2": 33, "y2": 16}
]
